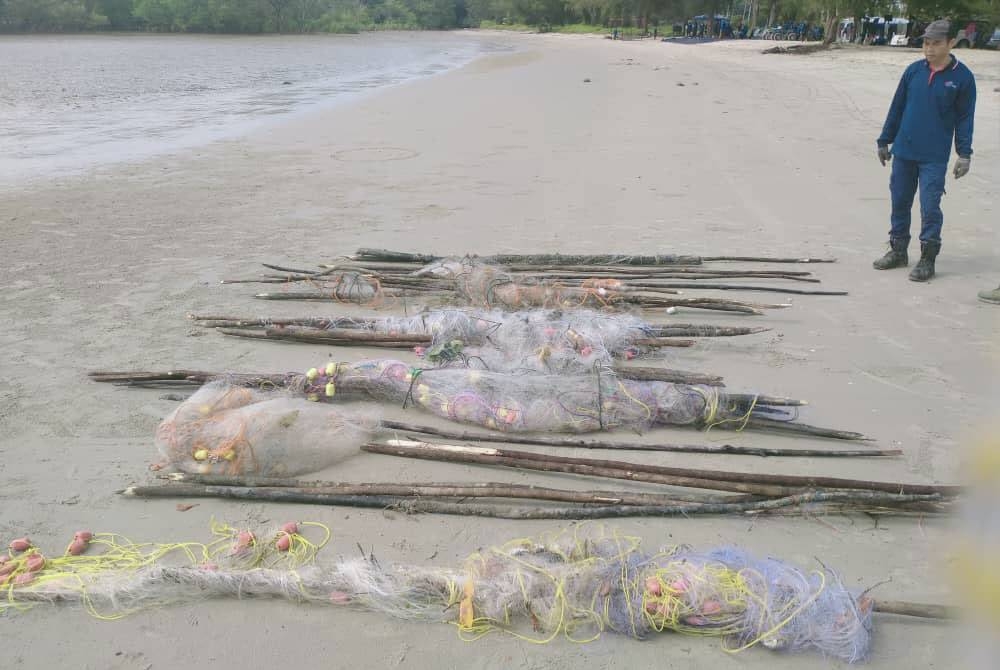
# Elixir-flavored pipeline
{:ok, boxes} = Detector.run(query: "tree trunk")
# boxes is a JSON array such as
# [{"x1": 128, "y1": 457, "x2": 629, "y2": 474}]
[{"x1": 824, "y1": 15, "x2": 839, "y2": 45}]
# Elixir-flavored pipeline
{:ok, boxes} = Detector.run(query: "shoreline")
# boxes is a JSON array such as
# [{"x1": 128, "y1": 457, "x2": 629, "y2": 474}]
[
  {"x1": 2, "y1": 34, "x2": 997, "y2": 668},
  {"x1": 1, "y1": 31, "x2": 514, "y2": 190}
]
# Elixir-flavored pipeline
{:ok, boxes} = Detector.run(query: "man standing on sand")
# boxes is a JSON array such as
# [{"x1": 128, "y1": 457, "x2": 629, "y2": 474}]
[{"x1": 873, "y1": 19, "x2": 977, "y2": 282}]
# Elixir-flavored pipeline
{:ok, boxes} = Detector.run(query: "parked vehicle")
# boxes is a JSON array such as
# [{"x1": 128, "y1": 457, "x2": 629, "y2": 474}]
[
  {"x1": 986, "y1": 27, "x2": 1000, "y2": 49},
  {"x1": 955, "y1": 20, "x2": 995, "y2": 48}
]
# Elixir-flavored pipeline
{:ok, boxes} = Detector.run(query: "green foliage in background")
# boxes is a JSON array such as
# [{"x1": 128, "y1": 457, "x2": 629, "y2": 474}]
[{"x1": 0, "y1": 0, "x2": 995, "y2": 34}]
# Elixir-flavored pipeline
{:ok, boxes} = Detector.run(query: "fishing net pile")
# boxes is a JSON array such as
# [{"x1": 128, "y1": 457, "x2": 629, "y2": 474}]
[
  {"x1": 155, "y1": 382, "x2": 374, "y2": 476},
  {"x1": 305, "y1": 359, "x2": 776, "y2": 433},
  {"x1": 270, "y1": 259, "x2": 683, "y2": 310},
  {"x1": 326, "y1": 309, "x2": 650, "y2": 372},
  {"x1": 0, "y1": 524, "x2": 871, "y2": 663},
  {"x1": 424, "y1": 258, "x2": 634, "y2": 310},
  {"x1": 152, "y1": 359, "x2": 788, "y2": 475}
]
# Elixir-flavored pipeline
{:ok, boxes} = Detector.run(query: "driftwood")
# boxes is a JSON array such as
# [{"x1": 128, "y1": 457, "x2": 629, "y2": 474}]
[{"x1": 762, "y1": 43, "x2": 834, "y2": 56}]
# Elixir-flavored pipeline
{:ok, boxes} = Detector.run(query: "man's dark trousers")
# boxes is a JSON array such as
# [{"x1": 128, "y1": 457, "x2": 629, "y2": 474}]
[{"x1": 889, "y1": 157, "x2": 947, "y2": 244}]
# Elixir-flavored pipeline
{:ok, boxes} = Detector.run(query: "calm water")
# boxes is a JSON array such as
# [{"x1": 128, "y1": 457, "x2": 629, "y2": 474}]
[{"x1": 0, "y1": 32, "x2": 500, "y2": 184}]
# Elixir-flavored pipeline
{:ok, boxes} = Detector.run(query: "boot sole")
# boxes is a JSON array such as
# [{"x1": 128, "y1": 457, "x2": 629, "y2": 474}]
[
  {"x1": 978, "y1": 297, "x2": 1000, "y2": 304},
  {"x1": 909, "y1": 274, "x2": 934, "y2": 282}
]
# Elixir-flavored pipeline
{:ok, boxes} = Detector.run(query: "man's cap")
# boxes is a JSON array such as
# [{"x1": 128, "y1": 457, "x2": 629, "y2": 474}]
[{"x1": 920, "y1": 20, "x2": 950, "y2": 41}]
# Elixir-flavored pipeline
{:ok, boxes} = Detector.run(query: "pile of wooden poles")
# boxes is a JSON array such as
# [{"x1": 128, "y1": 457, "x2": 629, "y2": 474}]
[
  {"x1": 185, "y1": 313, "x2": 771, "y2": 350},
  {"x1": 221, "y1": 248, "x2": 848, "y2": 313},
  {"x1": 87, "y1": 368, "x2": 868, "y2": 440},
  {"x1": 123, "y1": 438, "x2": 955, "y2": 519}
]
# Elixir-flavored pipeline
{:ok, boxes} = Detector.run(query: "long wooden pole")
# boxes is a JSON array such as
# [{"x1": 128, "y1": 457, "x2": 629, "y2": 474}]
[
  {"x1": 160, "y1": 474, "x2": 751, "y2": 504},
  {"x1": 121, "y1": 485, "x2": 938, "y2": 518},
  {"x1": 351, "y1": 249, "x2": 837, "y2": 265},
  {"x1": 378, "y1": 420, "x2": 901, "y2": 458},
  {"x1": 362, "y1": 440, "x2": 960, "y2": 496},
  {"x1": 88, "y1": 365, "x2": 729, "y2": 388}
]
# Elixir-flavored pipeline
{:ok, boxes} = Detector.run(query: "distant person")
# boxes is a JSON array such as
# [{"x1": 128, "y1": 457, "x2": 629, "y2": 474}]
[
  {"x1": 965, "y1": 21, "x2": 977, "y2": 46},
  {"x1": 979, "y1": 285, "x2": 1000, "y2": 304},
  {"x1": 873, "y1": 20, "x2": 977, "y2": 282}
]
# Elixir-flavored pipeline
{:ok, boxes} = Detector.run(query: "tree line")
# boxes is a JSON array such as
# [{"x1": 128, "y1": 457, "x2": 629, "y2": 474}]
[{"x1": 0, "y1": 0, "x2": 994, "y2": 34}]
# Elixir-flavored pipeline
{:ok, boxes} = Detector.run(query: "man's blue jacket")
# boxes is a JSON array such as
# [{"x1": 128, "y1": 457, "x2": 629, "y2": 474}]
[{"x1": 877, "y1": 56, "x2": 976, "y2": 163}]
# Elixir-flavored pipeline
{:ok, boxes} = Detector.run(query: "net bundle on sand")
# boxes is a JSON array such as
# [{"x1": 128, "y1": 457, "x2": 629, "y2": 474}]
[
  {"x1": 344, "y1": 308, "x2": 653, "y2": 372},
  {"x1": 0, "y1": 523, "x2": 872, "y2": 663},
  {"x1": 154, "y1": 382, "x2": 375, "y2": 477},
  {"x1": 305, "y1": 358, "x2": 784, "y2": 433},
  {"x1": 251, "y1": 259, "x2": 791, "y2": 313},
  {"x1": 153, "y1": 372, "x2": 741, "y2": 476},
  {"x1": 193, "y1": 308, "x2": 766, "y2": 373}
]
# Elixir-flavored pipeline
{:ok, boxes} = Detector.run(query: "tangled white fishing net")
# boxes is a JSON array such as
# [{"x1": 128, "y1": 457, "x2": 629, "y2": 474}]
[{"x1": 1, "y1": 524, "x2": 872, "y2": 663}]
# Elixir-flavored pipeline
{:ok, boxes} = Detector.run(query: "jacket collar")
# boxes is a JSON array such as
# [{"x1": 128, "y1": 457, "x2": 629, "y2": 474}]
[{"x1": 924, "y1": 54, "x2": 958, "y2": 72}]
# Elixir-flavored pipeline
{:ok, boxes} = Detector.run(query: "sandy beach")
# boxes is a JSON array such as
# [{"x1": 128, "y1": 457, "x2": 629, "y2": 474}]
[{"x1": 2, "y1": 32, "x2": 999, "y2": 668}]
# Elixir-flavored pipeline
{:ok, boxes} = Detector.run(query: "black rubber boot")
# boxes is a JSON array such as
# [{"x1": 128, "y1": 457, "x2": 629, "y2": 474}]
[
  {"x1": 873, "y1": 238, "x2": 909, "y2": 270},
  {"x1": 909, "y1": 241, "x2": 940, "y2": 282}
]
